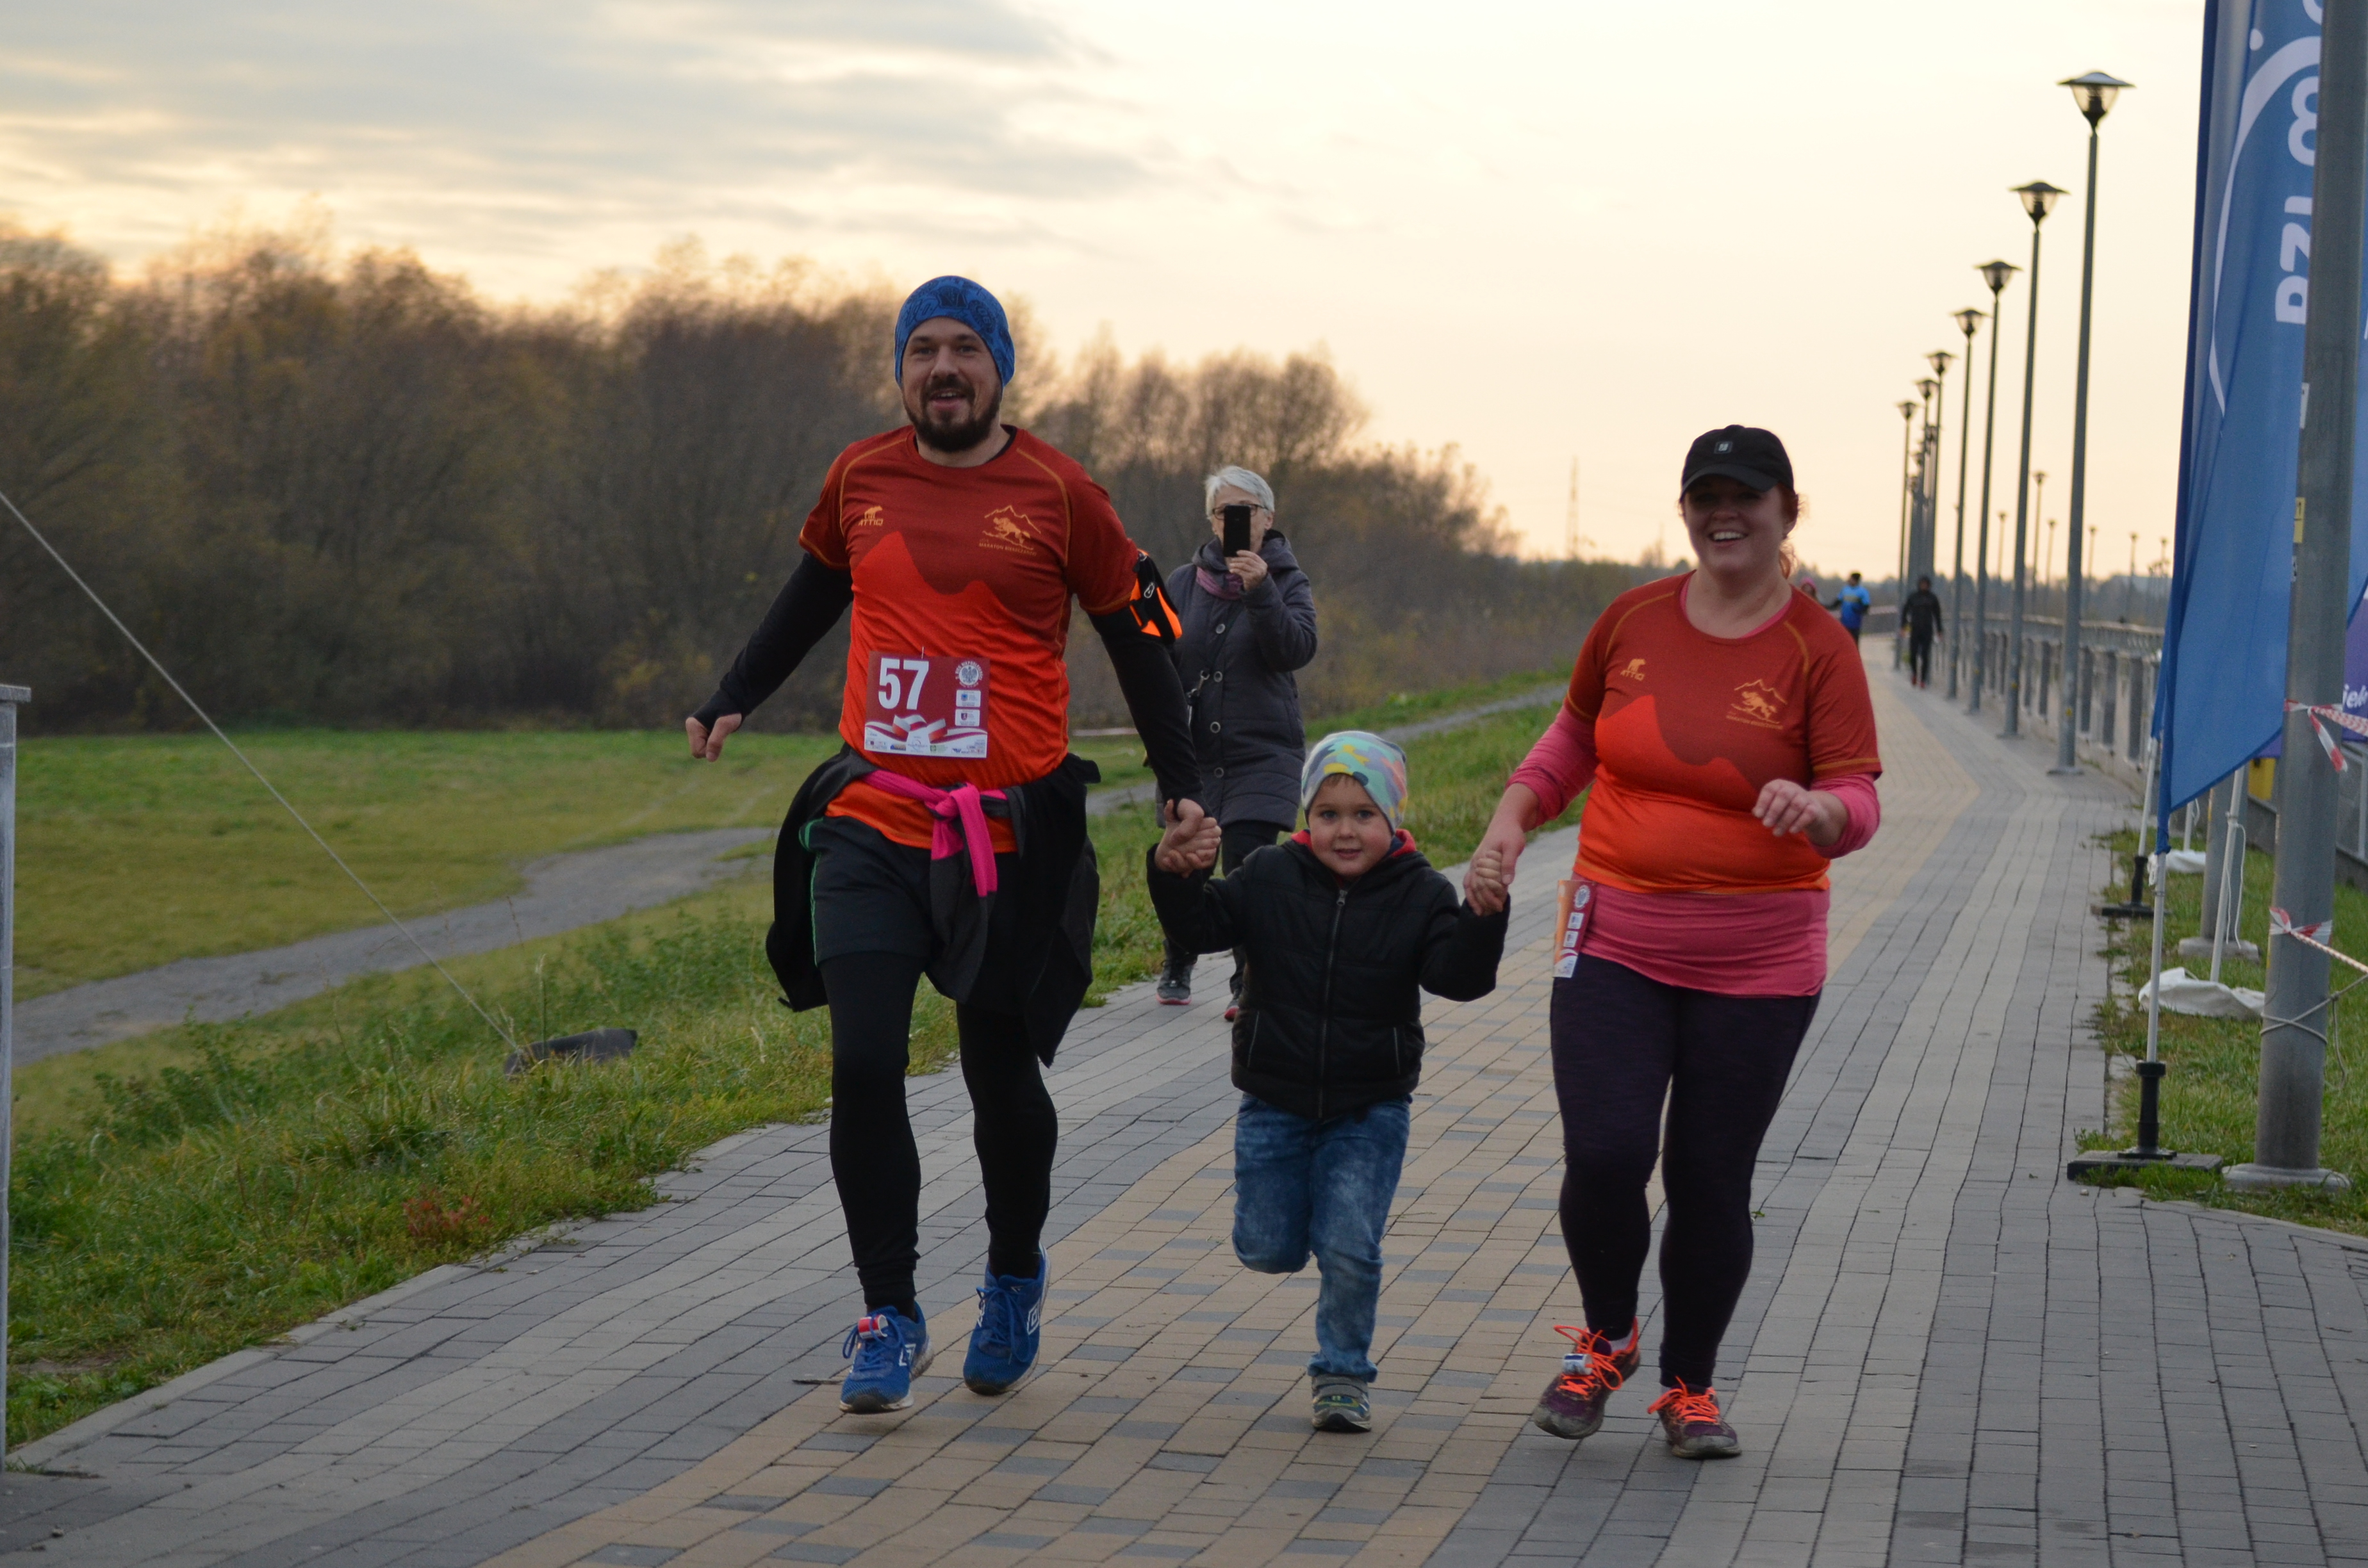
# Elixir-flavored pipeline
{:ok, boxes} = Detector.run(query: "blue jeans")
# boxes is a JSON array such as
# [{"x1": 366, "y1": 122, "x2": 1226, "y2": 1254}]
[{"x1": 1231, "y1": 1093, "x2": 1411, "y2": 1382}]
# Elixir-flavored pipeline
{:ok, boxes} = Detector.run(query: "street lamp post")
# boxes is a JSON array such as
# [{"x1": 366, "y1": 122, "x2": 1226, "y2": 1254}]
[
  {"x1": 1969, "y1": 259, "x2": 2018, "y2": 715},
  {"x1": 1920, "y1": 350, "x2": 1954, "y2": 592},
  {"x1": 1913, "y1": 377, "x2": 1939, "y2": 664},
  {"x1": 1948, "y1": 307, "x2": 1984, "y2": 698},
  {"x1": 2004, "y1": 180, "x2": 2066, "y2": 737},
  {"x1": 1896, "y1": 398, "x2": 1917, "y2": 636},
  {"x1": 2055, "y1": 71, "x2": 2133, "y2": 772}
]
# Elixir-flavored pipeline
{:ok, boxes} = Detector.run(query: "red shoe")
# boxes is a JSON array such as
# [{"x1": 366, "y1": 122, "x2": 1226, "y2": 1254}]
[
  {"x1": 1529, "y1": 1322, "x2": 1638, "y2": 1441},
  {"x1": 1647, "y1": 1380, "x2": 1739, "y2": 1459}
]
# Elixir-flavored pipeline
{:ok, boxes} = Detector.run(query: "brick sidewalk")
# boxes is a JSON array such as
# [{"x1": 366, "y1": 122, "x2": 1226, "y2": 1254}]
[{"x1": 12, "y1": 659, "x2": 2368, "y2": 1566}]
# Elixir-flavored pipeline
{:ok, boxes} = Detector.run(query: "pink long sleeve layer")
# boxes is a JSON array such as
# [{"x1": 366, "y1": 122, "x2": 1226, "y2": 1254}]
[{"x1": 1506, "y1": 703, "x2": 1882, "y2": 997}]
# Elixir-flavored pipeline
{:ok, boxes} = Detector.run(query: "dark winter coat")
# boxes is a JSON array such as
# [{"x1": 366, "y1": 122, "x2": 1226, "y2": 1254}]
[
  {"x1": 1902, "y1": 587, "x2": 1944, "y2": 639},
  {"x1": 1165, "y1": 534, "x2": 1319, "y2": 829},
  {"x1": 1146, "y1": 835, "x2": 1508, "y2": 1120}
]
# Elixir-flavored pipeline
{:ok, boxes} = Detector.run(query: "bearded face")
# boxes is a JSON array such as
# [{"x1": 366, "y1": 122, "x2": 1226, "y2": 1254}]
[{"x1": 901, "y1": 321, "x2": 1005, "y2": 455}]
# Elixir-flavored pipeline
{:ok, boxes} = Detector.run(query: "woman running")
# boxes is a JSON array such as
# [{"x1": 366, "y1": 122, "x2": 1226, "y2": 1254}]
[{"x1": 1465, "y1": 425, "x2": 1880, "y2": 1458}]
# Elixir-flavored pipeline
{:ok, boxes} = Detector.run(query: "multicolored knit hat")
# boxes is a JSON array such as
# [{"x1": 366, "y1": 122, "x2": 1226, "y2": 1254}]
[{"x1": 1299, "y1": 730, "x2": 1410, "y2": 828}]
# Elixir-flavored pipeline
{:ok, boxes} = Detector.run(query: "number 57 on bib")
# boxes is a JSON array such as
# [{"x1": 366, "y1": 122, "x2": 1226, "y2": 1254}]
[{"x1": 863, "y1": 653, "x2": 991, "y2": 758}]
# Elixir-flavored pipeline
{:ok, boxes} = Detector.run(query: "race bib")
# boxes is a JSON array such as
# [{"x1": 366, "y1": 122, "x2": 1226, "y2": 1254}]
[
  {"x1": 1552, "y1": 879, "x2": 1593, "y2": 979},
  {"x1": 862, "y1": 653, "x2": 989, "y2": 758}
]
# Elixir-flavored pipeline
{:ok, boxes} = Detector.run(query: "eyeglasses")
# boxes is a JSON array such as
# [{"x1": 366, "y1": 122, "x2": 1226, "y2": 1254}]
[{"x1": 1208, "y1": 505, "x2": 1273, "y2": 519}]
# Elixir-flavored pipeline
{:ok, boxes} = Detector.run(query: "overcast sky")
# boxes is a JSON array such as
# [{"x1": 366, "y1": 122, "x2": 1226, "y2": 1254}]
[{"x1": 3, "y1": 0, "x2": 2204, "y2": 575}]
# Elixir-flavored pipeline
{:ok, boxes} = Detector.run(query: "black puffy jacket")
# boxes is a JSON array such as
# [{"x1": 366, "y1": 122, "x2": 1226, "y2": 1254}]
[{"x1": 1146, "y1": 835, "x2": 1508, "y2": 1120}]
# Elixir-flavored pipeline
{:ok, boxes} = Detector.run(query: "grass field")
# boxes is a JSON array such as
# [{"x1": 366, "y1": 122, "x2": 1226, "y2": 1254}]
[
  {"x1": 9, "y1": 673, "x2": 1563, "y2": 1002},
  {"x1": 2085, "y1": 828, "x2": 2368, "y2": 1238},
  {"x1": 5, "y1": 679, "x2": 1572, "y2": 1446}
]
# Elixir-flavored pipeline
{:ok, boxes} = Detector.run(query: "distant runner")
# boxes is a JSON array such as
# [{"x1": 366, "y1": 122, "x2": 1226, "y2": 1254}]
[
  {"x1": 1827, "y1": 571, "x2": 1871, "y2": 642},
  {"x1": 687, "y1": 277, "x2": 1202, "y2": 1415},
  {"x1": 1901, "y1": 575, "x2": 1944, "y2": 688},
  {"x1": 1467, "y1": 426, "x2": 1882, "y2": 1460}
]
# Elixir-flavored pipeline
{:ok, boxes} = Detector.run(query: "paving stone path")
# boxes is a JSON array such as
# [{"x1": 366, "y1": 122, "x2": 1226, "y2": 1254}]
[{"x1": 10, "y1": 659, "x2": 2368, "y2": 1565}]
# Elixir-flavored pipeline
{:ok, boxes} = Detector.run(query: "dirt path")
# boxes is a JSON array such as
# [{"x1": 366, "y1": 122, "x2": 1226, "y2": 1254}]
[{"x1": 13, "y1": 828, "x2": 772, "y2": 1062}]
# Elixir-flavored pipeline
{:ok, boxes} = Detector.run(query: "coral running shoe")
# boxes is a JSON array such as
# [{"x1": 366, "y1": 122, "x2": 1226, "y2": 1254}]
[
  {"x1": 840, "y1": 1307, "x2": 932, "y2": 1414},
  {"x1": 1648, "y1": 1380, "x2": 1739, "y2": 1459},
  {"x1": 1530, "y1": 1321, "x2": 1639, "y2": 1441},
  {"x1": 964, "y1": 1255, "x2": 1048, "y2": 1395}
]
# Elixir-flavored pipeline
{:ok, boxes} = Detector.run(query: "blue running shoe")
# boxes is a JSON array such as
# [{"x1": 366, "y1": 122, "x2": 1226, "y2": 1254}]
[
  {"x1": 964, "y1": 1254, "x2": 1048, "y2": 1395},
  {"x1": 840, "y1": 1307, "x2": 931, "y2": 1414}
]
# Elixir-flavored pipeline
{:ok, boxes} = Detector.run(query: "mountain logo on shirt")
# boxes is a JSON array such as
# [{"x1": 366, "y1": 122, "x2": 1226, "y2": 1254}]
[
  {"x1": 1618, "y1": 658, "x2": 1647, "y2": 682},
  {"x1": 1727, "y1": 679, "x2": 1786, "y2": 729},
  {"x1": 853, "y1": 505, "x2": 887, "y2": 530},
  {"x1": 980, "y1": 506, "x2": 1039, "y2": 555}
]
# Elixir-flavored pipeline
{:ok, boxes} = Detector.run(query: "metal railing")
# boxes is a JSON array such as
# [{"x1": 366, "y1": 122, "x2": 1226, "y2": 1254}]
[{"x1": 1961, "y1": 612, "x2": 2161, "y2": 768}]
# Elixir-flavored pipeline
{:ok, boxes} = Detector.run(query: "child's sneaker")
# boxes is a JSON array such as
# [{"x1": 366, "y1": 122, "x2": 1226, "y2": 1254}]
[
  {"x1": 1647, "y1": 1380, "x2": 1739, "y2": 1458},
  {"x1": 1311, "y1": 1376, "x2": 1372, "y2": 1433},
  {"x1": 1157, "y1": 961, "x2": 1193, "y2": 1006},
  {"x1": 1531, "y1": 1321, "x2": 1639, "y2": 1441},
  {"x1": 964, "y1": 1255, "x2": 1048, "y2": 1395},
  {"x1": 840, "y1": 1307, "x2": 931, "y2": 1414}
]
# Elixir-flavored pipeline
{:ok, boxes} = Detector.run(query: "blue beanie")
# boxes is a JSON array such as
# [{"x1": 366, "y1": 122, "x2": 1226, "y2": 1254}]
[{"x1": 894, "y1": 276, "x2": 1015, "y2": 386}]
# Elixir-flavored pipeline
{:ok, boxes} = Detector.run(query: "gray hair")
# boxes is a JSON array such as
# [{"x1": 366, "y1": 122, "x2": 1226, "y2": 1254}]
[{"x1": 1203, "y1": 465, "x2": 1276, "y2": 513}]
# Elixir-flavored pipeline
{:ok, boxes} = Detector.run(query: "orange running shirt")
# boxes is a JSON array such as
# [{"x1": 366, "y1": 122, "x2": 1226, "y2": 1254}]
[
  {"x1": 1566, "y1": 576, "x2": 1880, "y2": 895},
  {"x1": 800, "y1": 427, "x2": 1142, "y2": 849}
]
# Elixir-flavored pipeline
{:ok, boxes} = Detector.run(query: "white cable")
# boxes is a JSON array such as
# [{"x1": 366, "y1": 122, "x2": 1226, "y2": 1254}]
[{"x1": 0, "y1": 485, "x2": 517, "y2": 1049}]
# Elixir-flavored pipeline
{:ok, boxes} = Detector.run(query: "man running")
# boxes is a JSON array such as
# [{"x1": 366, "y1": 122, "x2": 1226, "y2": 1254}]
[
  {"x1": 1826, "y1": 571, "x2": 1871, "y2": 642},
  {"x1": 687, "y1": 276, "x2": 1203, "y2": 1414},
  {"x1": 1901, "y1": 575, "x2": 1944, "y2": 688}
]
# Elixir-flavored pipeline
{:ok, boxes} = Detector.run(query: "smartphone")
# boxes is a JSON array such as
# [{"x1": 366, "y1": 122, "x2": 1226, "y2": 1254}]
[{"x1": 1222, "y1": 503, "x2": 1254, "y2": 556}]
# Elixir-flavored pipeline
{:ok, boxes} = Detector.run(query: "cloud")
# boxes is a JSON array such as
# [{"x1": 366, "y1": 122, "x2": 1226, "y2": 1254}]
[{"x1": 0, "y1": 0, "x2": 1159, "y2": 280}]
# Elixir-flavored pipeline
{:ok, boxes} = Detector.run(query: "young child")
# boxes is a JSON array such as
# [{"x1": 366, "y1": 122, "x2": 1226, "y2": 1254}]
[{"x1": 1148, "y1": 730, "x2": 1510, "y2": 1432}]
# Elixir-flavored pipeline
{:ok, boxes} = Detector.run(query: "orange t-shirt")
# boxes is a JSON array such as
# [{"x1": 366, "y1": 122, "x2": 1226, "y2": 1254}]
[
  {"x1": 1566, "y1": 576, "x2": 1880, "y2": 894},
  {"x1": 800, "y1": 427, "x2": 1142, "y2": 850}
]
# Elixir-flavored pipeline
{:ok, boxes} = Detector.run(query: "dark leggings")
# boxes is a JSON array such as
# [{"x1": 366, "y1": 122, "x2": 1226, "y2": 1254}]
[
  {"x1": 1550, "y1": 955, "x2": 1819, "y2": 1389},
  {"x1": 820, "y1": 952, "x2": 1058, "y2": 1313},
  {"x1": 1909, "y1": 633, "x2": 1934, "y2": 685}
]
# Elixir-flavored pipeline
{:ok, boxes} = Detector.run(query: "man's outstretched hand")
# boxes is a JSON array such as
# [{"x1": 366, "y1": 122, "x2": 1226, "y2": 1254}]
[
  {"x1": 1156, "y1": 797, "x2": 1222, "y2": 875},
  {"x1": 686, "y1": 713, "x2": 742, "y2": 762}
]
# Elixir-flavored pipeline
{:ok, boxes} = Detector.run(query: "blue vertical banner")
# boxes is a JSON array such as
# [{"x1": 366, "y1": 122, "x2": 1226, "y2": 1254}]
[{"x1": 2159, "y1": 0, "x2": 2368, "y2": 817}]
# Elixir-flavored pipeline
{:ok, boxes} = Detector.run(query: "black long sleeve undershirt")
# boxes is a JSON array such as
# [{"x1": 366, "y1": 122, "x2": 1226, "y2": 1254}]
[
  {"x1": 1091, "y1": 607, "x2": 1201, "y2": 808},
  {"x1": 693, "y1": 553, "x2": 853, "y2": 730},
  {"x1": 692, "y1": 551, "x2": 1202, "y2": 807}
]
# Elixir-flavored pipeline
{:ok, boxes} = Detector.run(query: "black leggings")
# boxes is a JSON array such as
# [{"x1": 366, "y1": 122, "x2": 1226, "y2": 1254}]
[
  {"x1": 1909, "y1": 633, "x2": 1934, "y2": 685},
  {"x1": 1550, "y1": 955, "x2": 1819, "y2": 1389},
  {"x1": 820, "y1": 952, "x2": 1058, "y2": 1313}
]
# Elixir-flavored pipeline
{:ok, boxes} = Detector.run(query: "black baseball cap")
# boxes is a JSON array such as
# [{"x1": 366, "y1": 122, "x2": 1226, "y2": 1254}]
[{"x1": 1681, "y1": 425, "x2": 1793, "y2": 493}]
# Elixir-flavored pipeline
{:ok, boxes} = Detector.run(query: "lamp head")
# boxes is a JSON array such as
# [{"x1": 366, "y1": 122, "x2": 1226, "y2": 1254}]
[
  {"x1": 2061, "y1": 70, "x2": 2133, "y2": 127},
  {"x1": 2013, "y1": 181, "x2": 2067, "y2": 224},
  {"x1": 1955, "y1": 307, "x2": 1986, "y2": 337},
  {"x1": 1978, "y1": 258, "x2": 2020, "y2": 294},
  {"x1": 1927, "y1": 349, "x2": 1955, "y2": 375},
  {"x1": 1898, "y1": 400, "x2": 1918, "y2": 421},
  {"x1": 1916, "y1": 377, "x2": 1939, "y2": 400}
]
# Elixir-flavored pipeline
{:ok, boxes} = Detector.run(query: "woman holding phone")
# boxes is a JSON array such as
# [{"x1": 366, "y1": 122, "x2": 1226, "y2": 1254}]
[{"x1": 1156, "y1": 465, "x2": 1320, "y2": 1015}]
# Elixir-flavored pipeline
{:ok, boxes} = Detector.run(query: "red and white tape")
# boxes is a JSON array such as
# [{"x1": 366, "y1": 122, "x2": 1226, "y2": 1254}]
[{"x1": 2283, "y1": 699, "x2": 2368, "y2": 771}]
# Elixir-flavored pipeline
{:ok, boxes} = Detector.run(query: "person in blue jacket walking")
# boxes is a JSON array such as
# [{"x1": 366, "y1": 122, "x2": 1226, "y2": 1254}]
[
  {"x1": 1157, "y1": 464, "x2": 1320, "y2": 1015},
  {"x1": 1827, "y1": 571, "x2": 1872, "y2": 642}
]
